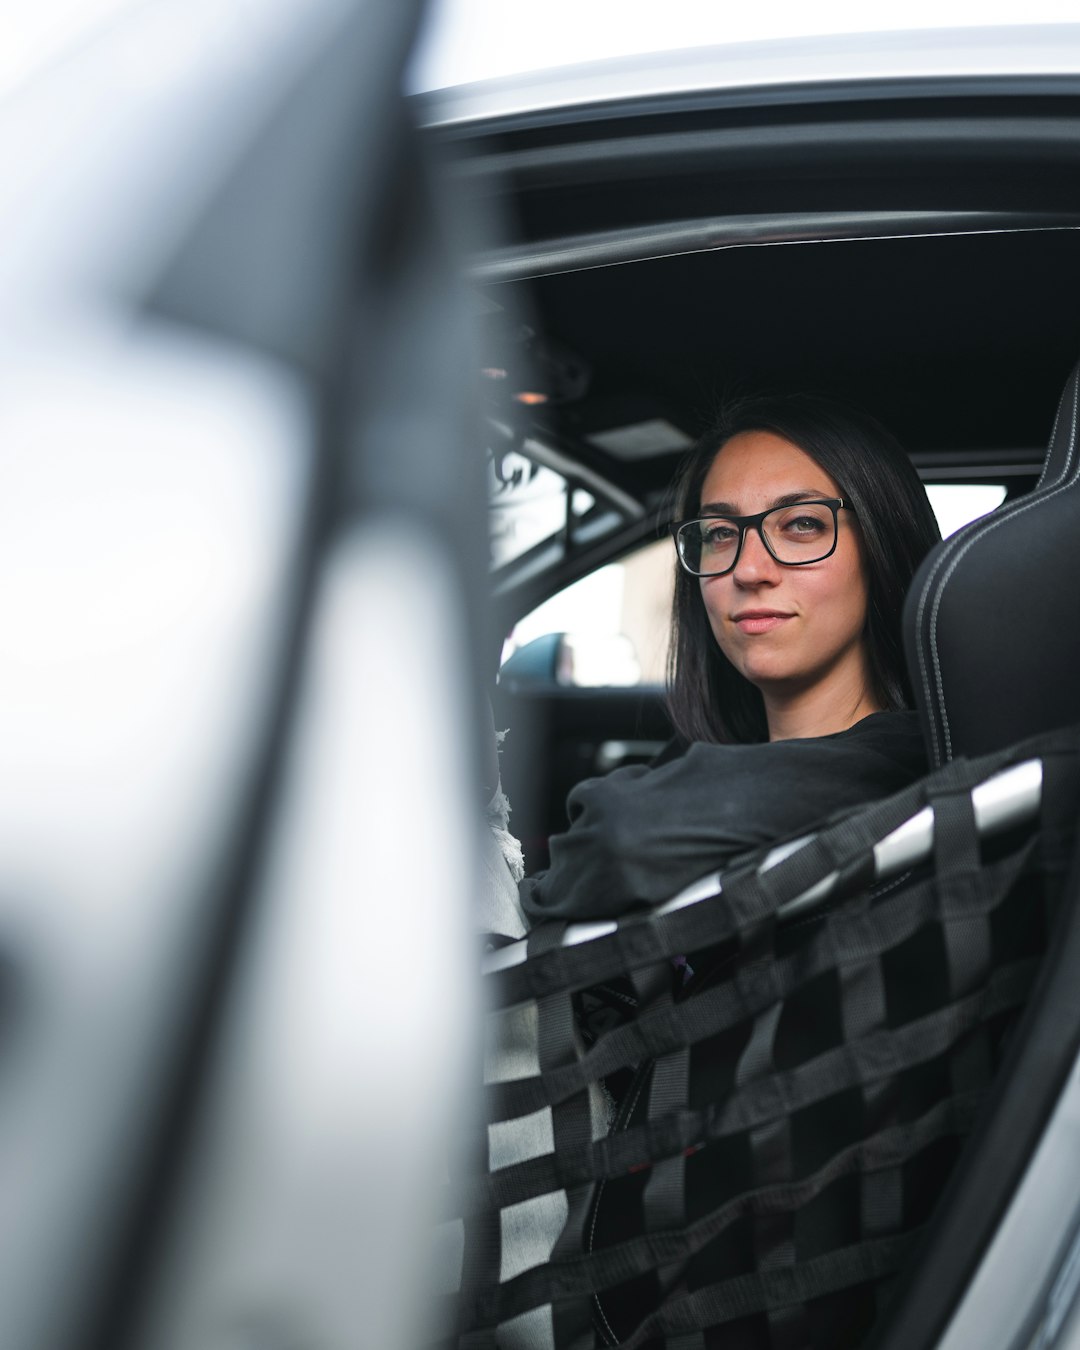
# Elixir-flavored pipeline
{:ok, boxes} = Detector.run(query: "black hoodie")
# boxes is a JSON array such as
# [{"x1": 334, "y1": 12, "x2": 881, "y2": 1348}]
[{"x1": 521, "y1": 710, "x2": 927, "y2": 922}]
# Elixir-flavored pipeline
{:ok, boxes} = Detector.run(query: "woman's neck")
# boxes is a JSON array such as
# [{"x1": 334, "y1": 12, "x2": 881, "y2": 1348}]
[{"x1": 763, "y1": 659, "x2": 883, "y2": 742}]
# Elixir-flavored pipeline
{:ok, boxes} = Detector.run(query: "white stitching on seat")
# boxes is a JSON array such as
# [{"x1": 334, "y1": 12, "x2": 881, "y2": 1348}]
[
  {"x1": 1040, "y1": 372, "x2": 1068, "y2": 488},
  {"x1": 1038, "y1": 364, "x2": 1079, "y2": 492},
  {"x1": 915, "y1": 531, "x2": 959, "y2": 766},
  {"x1": 917, "y1": 366, "x2": 1079, "y2": 762},
  {"x1": 925, "y1": 368, "x2": 1080, "y2": 761}
]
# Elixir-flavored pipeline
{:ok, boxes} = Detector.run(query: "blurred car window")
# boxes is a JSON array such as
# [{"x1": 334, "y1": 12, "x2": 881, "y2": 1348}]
[
  {"x1": 501, "y1": 538, "x2": 672, "y2": 687},
  {"x1": 489, "y1": 448, "x2": 564, "y2": 567},
  {"x1": 489, "y1": 446, "x2": 601, "y2": 568}
]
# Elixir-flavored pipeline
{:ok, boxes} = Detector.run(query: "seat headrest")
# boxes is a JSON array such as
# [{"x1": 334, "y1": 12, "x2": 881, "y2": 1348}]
[{"x1": 904, "y1": 362, "x2": 1080, "y2": 768}]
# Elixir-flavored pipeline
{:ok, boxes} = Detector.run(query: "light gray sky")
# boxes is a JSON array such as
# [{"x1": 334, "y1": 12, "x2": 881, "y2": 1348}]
[{"x1": 6, "y1": 0, "x2": 1080, "y2": 101}]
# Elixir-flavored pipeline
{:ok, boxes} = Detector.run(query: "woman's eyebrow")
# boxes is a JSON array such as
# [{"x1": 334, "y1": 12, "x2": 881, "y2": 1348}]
[{"x1": 699, "y1": 489, "x2": 831, "y2": 515}]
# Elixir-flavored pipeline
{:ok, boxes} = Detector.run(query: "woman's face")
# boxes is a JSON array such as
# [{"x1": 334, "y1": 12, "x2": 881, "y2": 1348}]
[{"x1": 697, "y1": 430, "x2": 871, "y2": 707}]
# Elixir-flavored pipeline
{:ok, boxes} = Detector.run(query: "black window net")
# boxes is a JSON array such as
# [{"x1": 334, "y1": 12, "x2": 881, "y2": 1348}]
[{"x1": 442, "y1": 724, "x2": 1080, "y2": 1350}]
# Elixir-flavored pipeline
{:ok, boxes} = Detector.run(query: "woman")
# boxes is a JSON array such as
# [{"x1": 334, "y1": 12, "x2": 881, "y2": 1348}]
[{"x1": 521, "y1": 393, "x2": 941, "y2": 922}]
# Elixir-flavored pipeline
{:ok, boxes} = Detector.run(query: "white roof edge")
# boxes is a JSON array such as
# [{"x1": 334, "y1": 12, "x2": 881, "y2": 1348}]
[{"x1": 415, "y1": 24, "x2": 1080, "y2": 129}]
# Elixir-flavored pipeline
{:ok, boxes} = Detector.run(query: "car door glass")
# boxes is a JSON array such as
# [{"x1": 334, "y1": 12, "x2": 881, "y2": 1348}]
[{"x1": 501, "y1": 537, "x2": 673, "y2": 687}]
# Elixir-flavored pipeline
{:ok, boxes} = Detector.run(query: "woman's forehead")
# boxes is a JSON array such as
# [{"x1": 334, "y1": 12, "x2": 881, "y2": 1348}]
[{"x1": 701, "y1": 430, "x2": 840, "y2": 508}]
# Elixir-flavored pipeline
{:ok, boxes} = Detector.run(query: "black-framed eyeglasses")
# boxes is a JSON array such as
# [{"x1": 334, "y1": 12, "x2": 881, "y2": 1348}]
[{"x1": 671, "y1": 498, "x2": 849, "y2": 578}]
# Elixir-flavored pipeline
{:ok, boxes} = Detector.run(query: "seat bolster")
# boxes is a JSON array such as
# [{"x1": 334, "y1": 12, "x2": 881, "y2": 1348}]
[{"x1": 905, "y1": 362, "x2": 1080, "y2": 767}]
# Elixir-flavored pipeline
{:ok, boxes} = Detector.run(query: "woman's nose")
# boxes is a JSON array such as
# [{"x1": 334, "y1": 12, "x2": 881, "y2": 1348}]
[{"x1": 732, "y1": 526, "x2": 781, "y2": 584}]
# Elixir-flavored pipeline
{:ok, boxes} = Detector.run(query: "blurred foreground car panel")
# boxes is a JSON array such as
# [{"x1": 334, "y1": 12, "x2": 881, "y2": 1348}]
[{"x1": 0, "y1": 1, "x2": 484, "y2": 1348}]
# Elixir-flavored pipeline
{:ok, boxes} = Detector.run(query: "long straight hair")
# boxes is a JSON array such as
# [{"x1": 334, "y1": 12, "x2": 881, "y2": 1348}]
[{"x1": 666, "y1": 394, "x2": 941, "y2": 745}]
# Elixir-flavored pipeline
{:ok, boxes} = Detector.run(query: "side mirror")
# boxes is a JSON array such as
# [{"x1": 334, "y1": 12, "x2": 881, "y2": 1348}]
[
  {"x1": 498, "y1": 632, "x2": 641, "y2": 691},
  {"x1": 497, "y1": 632, "x2": 567, "y2": 692}
]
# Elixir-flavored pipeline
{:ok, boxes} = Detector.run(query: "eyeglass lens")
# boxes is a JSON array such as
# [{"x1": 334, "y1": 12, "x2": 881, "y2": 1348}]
[{"x1": 679, "y1": 502, "x2": 837, "y2": 575}]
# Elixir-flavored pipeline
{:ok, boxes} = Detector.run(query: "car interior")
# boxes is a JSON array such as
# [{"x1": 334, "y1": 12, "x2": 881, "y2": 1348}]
[{"x1": 418, "y1": 65, "x2": 1080, "y2": 1348}]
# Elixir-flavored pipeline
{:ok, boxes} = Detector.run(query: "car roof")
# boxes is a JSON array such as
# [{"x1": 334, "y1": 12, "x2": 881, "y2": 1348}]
[{"x1": 416, "y1": 24, "x2": 1080, "y2": 129}]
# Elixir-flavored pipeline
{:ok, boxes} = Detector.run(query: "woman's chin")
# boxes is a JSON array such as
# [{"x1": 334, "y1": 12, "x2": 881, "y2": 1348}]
[{"x1": 728, "y1": 653, "x2": 800, "y2": 690}]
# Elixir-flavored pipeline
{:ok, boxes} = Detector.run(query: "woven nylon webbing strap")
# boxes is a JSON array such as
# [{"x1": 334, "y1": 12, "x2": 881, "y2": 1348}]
[
  {"x1": 448, "y1": 726, "x2": 1080, "y2": 1348},
  {"x1": 535, "y1": 920, "x2": 597, "y2": 1350}
]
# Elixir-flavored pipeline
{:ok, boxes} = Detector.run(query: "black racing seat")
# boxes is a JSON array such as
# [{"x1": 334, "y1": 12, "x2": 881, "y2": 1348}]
[
  {"x1": 904, "y1": 360, "x2": 1080, "y2": 767},
  {"x1": 868, "y1": 360, "x2": 1080, "y2": 1350}
]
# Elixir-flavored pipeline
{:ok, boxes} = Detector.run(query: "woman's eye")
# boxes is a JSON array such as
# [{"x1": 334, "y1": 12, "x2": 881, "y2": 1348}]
[
  {"x1": 703, "y1": 523, "x2": 738, "y2": 547},
  {"x1": 785, "y1": 514, "x2": 827, "y2": 535}
]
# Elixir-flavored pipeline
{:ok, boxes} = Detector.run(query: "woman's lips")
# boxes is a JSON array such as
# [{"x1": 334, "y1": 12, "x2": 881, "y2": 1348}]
[{"x1": 732, "y1": 611, "x2": 792, "y2": 635}]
